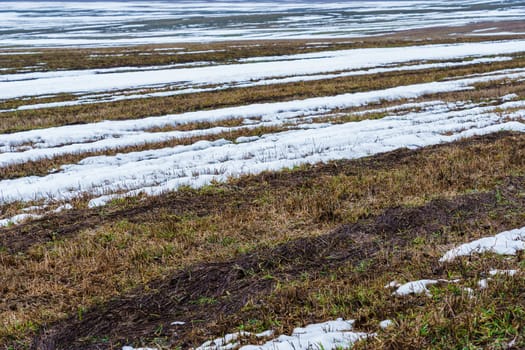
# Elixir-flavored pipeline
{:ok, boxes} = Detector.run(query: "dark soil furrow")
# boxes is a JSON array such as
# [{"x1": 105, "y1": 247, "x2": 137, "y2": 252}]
[
  {"x1": 0, "y1": 132, "x2": 514, "y2": 254},
  {"x1": 31, "y1": 178, "x2": 525, "y2": 349}
]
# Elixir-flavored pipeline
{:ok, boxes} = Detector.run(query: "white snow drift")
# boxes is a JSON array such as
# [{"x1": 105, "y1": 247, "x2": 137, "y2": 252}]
[{"x1": 2, "y1": 40, "x2": 525, "y2": 99}]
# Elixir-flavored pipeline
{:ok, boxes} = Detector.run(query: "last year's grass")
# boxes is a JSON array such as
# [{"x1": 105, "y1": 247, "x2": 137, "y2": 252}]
[
  {"x1": 2, "y1": 49, "x2": 525, "y2": 134},
  {"x1": 3, "y1": 132, "x2": 525, "y2": 348},
  {"x1": 3, "y1": 34, "x2": 525, "y2": 348}
]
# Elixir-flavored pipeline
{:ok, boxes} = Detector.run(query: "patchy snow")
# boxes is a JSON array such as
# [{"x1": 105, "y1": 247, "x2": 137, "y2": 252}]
[
  {"x1": 2, "y1": 1, "x2": 525, "y2": 47},
  {"x1": 489, "y1": 269, "x2": 518, "y2": 276},
  {"x1": 21, "y1": 204, "x2": 46, "y2": 212},
  {"x1": 469, "y1": 32, "x2": 525, "y2": 37},
  {"x1": 501, "y1": 93, "x2": 519, "y2": 101},
  {"x1": 440, "y1": 226, "x2": 525, "y2": 262},
  {"x1": 1, "y1": 56, "x2": 509, "y2": 113},
  {"x1": 476, "y1": 270, "x2": 520, "y2": 289},
  {"x1": 379, "y1": 320, "x2": 394, "y2": 329},
  {"x1": 1, "y1": 41, "x2": 525, "y2": 99},
  {"x1": 0, "y1": 51, "x2": 41, "y2": 55},
  {"x1": 196, "y1": 319, "x2": 372, "y2": 350},
  {"x1": 1, "y1": 41, "x2": 525, "y2": 217},
  {"x1": 385, "y1": 281, "x2": 402, "y2": 289},
  {"x1": 197, "y1": 331, "x2": 252, "y2": 350},
  {"x1": 0, "y1": 203, "x2": 74, "y2": 226},
  {"x1": 255, "y1": 330, "x2": 275, "y2": 338},
  {"x1": 0, "y1": 80, "x2": 524, "y2": 207},
  {"x1": 392, "y1": 279, "x2": 440, "y2": 297},
  {"x1": 1, "y1": 69, "x2": 524, "y2": 166},
  {"x1": 52, "y1": 203, "x2": 73, "y2": 213},
  {"x1": 478, "y1": 278, "x2": 490, "y2": 289},
  {"x1": 0, "y1": 213, "x2": 42, "y2": 227}
]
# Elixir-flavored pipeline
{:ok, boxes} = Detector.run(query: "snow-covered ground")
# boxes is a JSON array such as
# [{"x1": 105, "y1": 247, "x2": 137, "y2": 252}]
[
  {"x1": 0, "y1": 56, "x2": 511, "y2": 112},
  {"x1": 1, "y1": 0, "x2": 525, "y2": 47},
  {"x1": 1, "y1": 23, "x2": 525, "y2": 226},
  {"x1": 0, "y1": 67, "x2": 524, "y2": 208},
  {"x1": 0, "y1": 61, "x2": 524, "y2": 217}
]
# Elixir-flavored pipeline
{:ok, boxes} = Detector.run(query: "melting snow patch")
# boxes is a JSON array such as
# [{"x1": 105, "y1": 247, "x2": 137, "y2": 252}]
[
  {"x1": 379, "y1": 320, "x2": 393, "y2": 329},
  {"x1": 196, "y1": 319, "x2": 373, "y2": 350},
  {"x1": 489, "y1": 269, "x2": 518, "y2": 276},
  {"x1": 0, "y1": 213, "x2": 42, "y2": 227},
  {"x1": 478, "y1": 278, "x2": 490, "y2": 289},
  {"x1": 393, "y1": 279, "x2": 439, "y2": 297},
  {"x1": 502, "y1": 93, "x2": 519, "y2": 101},
  {"x1": 385, "y1": 281, "x2": 401, "y2": 289},
  {"x1": 393, "y1": 279, "x2": 462, "y2": 297},
  {"x1": 197, "y1": 331, "x2": 251, "y2": 350},
  {"x1": 0, "y1": 203, "x2": 74, "y2": 228},
  {"x1": 53, "y1": 203, "x2": 73, "y2": 213},
  {"x1": 439, "y1": 226, "x2": 525, "y2": 262},
  {"x1": 255, "y1": 330, "x2": 274, "y2": 338},
  {"x1": 21, "y1": 205, "x2": 46, "y2": 212},
  {"x1": 235, "y1": 136, "x2": 259, "y2": 143}
]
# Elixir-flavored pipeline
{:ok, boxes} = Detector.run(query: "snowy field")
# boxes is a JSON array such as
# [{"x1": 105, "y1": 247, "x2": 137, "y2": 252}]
[
  {"x1": 1, "y1": 37, "x2": 525, "y2": 223},
  {"x1": 5, "y1": 2, "x2": 525, "y2": 349},
  {"x1": 1, "y1": 0, "x2": 525, "y2": 47},
  {"x1": 2, "y1": 69, "x2": 525, "y2": 207},
  {"x1": 1, "y1": 40, "x2": 524, "y2": 101}
]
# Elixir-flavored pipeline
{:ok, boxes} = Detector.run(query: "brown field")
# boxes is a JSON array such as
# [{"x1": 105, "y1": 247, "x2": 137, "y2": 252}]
[
  {"x1": 2, "y1": 21, "x2": 525, "y2": 350},
  {"x1": 1, "y1": 132, "x2": 525, "y2": 349}
]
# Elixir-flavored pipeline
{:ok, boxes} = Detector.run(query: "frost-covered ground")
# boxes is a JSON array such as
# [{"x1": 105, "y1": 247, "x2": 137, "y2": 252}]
[{"x1": 1, "y1": 0, "x2": 525, "y2": 47}]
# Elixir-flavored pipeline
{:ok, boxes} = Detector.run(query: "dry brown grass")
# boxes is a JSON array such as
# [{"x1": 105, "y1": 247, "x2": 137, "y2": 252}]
[{"x1": 3, "y1": 132, "x2": 525, "y2": 347}]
